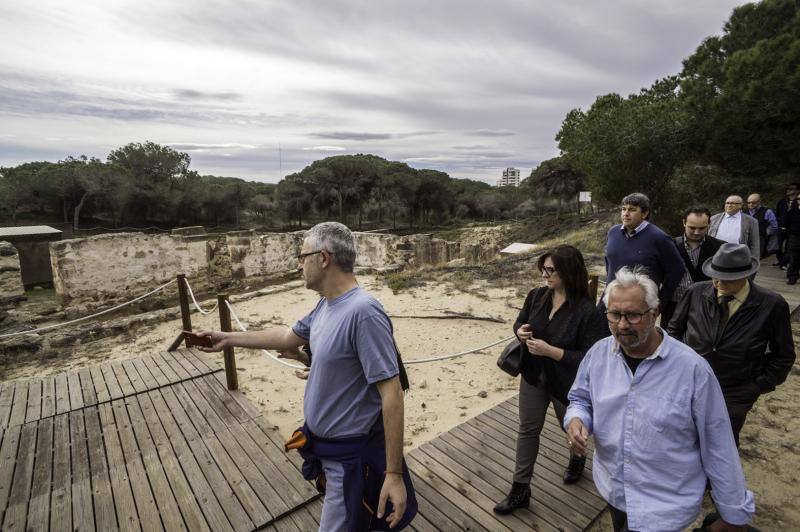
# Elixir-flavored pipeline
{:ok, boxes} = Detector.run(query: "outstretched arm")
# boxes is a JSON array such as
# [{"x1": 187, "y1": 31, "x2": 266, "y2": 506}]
[{"x1": 195, "y1": 328, "x2": 306, "y2": 353}]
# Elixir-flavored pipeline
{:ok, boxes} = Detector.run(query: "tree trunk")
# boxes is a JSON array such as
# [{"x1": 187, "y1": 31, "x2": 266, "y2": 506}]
[
  {"x1": 73, "y1": 190, "x2": 90, "y2": 230},
  {"x1": 337, "y1": 190, "x2": 344, "y2": 221}
]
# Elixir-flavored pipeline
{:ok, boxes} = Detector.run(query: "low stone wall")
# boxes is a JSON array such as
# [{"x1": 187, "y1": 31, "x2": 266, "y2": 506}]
[
  {"x1": 0, "y1": 241, "x2": 25, "y2": 308},
  {"x1": 47, "y1": 227, "x2": 468, "y2": 305},
  {"x1": 50, "y1": 232, "x2": 211, "y2": 305}
]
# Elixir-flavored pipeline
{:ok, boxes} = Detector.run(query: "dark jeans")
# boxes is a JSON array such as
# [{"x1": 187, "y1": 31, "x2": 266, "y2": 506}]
[
  {"x1": 786, "y1": 233, "x2": 800, "y2": 281},
  {"x1": 609, "y1": 506, "x2": 636, "y2": 532},
  {"x1": 728, "y1": 404, "x2": 752, "y2": 448},
  {"x1": 776, "y1": 230, "x2": 789, "y2": 265}
]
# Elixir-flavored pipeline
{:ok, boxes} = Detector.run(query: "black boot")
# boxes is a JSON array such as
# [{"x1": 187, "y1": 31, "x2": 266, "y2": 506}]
[
  {"x1": 493, "y1": 482, "x2": 530, "y2": 515},
  {"x1": 563, "y1": 455, "x2": 585, "y2": 484}
]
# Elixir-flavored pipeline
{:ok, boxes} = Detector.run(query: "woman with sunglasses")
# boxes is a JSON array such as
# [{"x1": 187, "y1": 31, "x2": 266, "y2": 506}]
[{"x1": 494, "y1": 244, "x2": 609, "y2": 515}]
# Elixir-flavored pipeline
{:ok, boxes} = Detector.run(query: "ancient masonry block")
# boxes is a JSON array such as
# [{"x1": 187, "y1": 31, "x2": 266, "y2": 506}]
[{"x1": 0, "y1": 241, "x2": 26, "y2": 307}]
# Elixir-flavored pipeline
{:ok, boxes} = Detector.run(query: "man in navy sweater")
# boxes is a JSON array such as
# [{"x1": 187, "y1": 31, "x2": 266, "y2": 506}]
[{"x1": 604, "y1": 193, "x2": 686, "y2": 311}]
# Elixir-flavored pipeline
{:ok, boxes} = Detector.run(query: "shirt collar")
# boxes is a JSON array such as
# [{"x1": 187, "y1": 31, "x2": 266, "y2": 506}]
[
  {"x1": 613, "y1": 327, "x2": 667, "y2": 361},
  {"x1": 724, "y1": 211, "x2": 742, "y2": 220},
  {"x1": 717, "y1": 281, "x2": 750, "y2": 305},
  {"x1": 621, "y1": 220, "x2": 650, "y2": 237}
]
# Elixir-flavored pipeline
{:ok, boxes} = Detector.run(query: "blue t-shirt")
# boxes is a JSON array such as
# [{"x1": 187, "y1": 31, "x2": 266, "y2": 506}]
[{"x1": 292, "y1": 286, "x2": 399, "y2": 439}]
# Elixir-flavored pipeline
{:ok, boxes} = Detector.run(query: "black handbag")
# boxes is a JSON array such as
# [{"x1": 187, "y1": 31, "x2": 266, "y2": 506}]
[{"x1": 497, "y1": 338, "x2": 524, "y2": 376}]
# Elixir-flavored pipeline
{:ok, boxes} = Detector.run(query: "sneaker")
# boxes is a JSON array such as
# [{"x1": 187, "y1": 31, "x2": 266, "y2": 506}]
[
  {"x1": 493, "y1": 482, "x2": 530, "y2": 515},
  {"x1": 563, "y1": 456, "x2": 586, "y2": 484}
]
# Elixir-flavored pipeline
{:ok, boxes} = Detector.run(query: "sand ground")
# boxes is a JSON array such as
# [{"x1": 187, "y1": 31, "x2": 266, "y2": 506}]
[{"x1": 3, "y1": 273, "x2": 798, "y2": 530}]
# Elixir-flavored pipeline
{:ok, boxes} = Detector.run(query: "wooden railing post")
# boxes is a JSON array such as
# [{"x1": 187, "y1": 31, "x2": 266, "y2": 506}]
[
  {"x1": 177, "y1": 273, "x2": 192, "y2": 348},
  {"x1": 218, "y1": 294, "x2": 238, "y2": 390},
  {"x1": 588, "y1": 274, "x2": 599, "y2": 304}
]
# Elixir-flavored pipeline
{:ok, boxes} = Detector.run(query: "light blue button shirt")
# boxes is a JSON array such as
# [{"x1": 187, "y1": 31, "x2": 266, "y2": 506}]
[
  {"x1": 717, "y1": 212, "x2": 742, "y2": 244},
  {"x1": 565, "y1": 331, "x2": 755, "y2": 532}
]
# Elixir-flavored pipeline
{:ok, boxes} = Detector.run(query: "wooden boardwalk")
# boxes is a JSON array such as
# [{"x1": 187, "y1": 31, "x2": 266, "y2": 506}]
[
  {"x1": 1, "y1": 346, "x2": 603, "y2": 531},
  {"x1": 269, "y1": 395, "x2": 604, "y2": 532},
  {"x1": 0, "y1": 348, "x2": 320, "y2": 532}
]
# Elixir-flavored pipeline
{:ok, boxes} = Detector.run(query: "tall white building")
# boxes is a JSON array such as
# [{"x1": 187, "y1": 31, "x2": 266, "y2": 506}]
[{"x1": 496, "y1": 167, "x2": 521, "y2": 187}]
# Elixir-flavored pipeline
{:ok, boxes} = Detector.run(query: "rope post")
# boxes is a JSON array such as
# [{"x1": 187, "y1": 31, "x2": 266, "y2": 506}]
[
  {"x1": 218, "y1": 294, "x2": 238, "y2": 390},
  {"x1": 177, "y1": 274, "x2": 192, "y2": 347},
  {"x1": 588, "y1": 274, "x2": 599, "y2": 304}
]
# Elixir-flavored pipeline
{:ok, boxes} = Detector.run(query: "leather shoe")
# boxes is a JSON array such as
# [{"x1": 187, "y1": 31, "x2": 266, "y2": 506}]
[
  {"x1": 493, "y1": 482, "x2": 530, "y2": 514},
  {"x1": 788, "y1": 278, "x2": 797, "y2": 285},
  {"x1": 563, "y1": 456, "x2": 586, "y2": 484}
]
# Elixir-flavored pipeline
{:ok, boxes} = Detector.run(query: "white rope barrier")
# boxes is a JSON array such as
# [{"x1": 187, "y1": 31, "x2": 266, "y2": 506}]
[
  {"x1": 222, "y1": 298, "x2": 512, "y2": 369},
  {"x1": 183, "y1": 278, "x2": 219, "y2": 315},
  {"x1": 224, "y1": 300, "x2": 308, "y2": 370},
  {"x1": 403, "y1": 335, "x2": 514, "y2": 365},
  {"x1": 0, "y1": 279, "x2": 177, "y2": 339}
]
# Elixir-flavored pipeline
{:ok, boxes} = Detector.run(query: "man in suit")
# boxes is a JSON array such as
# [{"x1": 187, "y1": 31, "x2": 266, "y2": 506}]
[
  {"x1": 774, "y1": 183, "x2": 800, "y2": 268},
  {"x1": 709, "y1": 195, "x2": 760, "y2": 262},
  {"x1": 661, "y1": 205, "x2": 724, "y2": 327}
]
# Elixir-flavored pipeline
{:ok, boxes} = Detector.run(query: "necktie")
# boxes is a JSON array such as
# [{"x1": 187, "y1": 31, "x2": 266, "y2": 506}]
[{"x1": 715, "y1": 295, "x2": 735, "y2": 344}]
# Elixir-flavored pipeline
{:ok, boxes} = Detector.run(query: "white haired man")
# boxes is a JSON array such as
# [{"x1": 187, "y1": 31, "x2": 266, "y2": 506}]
[
  {"x1": 565, "y1": 267, "x2": 754, "y2": 532},
  {"x1": 196, "y1": 222, "x2": 416, "y2": 531}
]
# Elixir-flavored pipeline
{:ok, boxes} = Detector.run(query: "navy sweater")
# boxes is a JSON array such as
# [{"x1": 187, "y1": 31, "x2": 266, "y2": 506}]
[{"x1": 605, "y1": 223, "x2": 686, "y2": 306}]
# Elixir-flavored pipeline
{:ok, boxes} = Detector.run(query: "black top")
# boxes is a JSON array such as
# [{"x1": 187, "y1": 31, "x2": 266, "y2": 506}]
[
  {"x1": 672, "y1": 234, "x2": 724, "y2": 283},
  {"x1": 623, "y1": 353, "x2": 644, "y2": 375},
  {"x1": 514, "y1": 287, "x2": 610, "y2": 404}
]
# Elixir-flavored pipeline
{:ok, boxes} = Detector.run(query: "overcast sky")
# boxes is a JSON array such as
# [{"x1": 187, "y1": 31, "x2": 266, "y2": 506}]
[{"x1": 0, "y1": 0, "x2": 744, "y2": 184}]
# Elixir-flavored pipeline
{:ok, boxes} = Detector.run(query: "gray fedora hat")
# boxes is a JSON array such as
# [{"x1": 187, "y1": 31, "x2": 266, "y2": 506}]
[{"x1": 701, "y1": 243, "x2": 759, "y2": 280}]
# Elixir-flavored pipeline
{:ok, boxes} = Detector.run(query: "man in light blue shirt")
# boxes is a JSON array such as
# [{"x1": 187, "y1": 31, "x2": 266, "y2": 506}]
[{"x1": 565, "y1": 266, "x2": 754, "y2": 532}]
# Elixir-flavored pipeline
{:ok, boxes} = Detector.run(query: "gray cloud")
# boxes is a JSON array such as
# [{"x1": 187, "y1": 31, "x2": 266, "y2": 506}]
[
  {"x1": 173, "y1": 89, "x2": 242, "y2": 101},
  {"x1": 309, "y1": 131, "x2": 394, "y2": 141},
  {"x1": 466, "y1": 129, "x2": 517, "y2": 137}
]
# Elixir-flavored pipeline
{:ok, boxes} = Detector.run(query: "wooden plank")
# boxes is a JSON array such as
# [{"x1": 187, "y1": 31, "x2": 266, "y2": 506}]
[
  {"x1": 133, "y1": 356, "x2": 170, "y2": 388},
  {"x1": 195, "y1": 375, "x2": 251, "y2": 424},
  {"x1": 0, "y1": 424, "x2": 22, "y2": 526},
  {"x1": 40, "y1": 375, "x2": 56, "y2": 419},
  {"x1": 122, "y1": 359, "x2": 149, "y2": 394},
  {"x1": 210, "y1": 373, "x2": 261, "y2": 419},
  {"x1": 415, "y1": 442, "x2": 562, "y2": 532},
  {"x1": 69, "y1": 409, "x2": 95, "y2": 532},
  {"x1": 160, "y1": 351, "x2": 192, "y2": 380},
  {"x1": 250, "y1": 417, "x2": 319, "y2": 500},
  {"x1": 96, "y1": 403, "x2": 146, "y2": 532},
  {"x1": 78, "y1": 367, "x2": 98, "y2": 407},
  {"x1": 24, "y1": 378, "x2": 42, "y2": 424},
  {"x1": 54, "y1": 372, "x2": 70, "y2": 415},
  {"x1": 7, "y1": 381, "x2": 28, "y2": 428},
  {"x1": 433, "y1": 433, "x2": 580, "y2": 528},
  {"x1": 404, "y1": 456, "x2": 487, "y2": 531},
  {"x1": 112, "y1": 361, "x2": 137, "y2": 397},
  {"x1": 50, "y1": 414, "x2": 72, "y2": 532},
  {"x1": 157, "y1": 386, "x2": 254, "y2": 531},
  {"x1": 152, "y1": 353, "x2": 181, "y2": 382},
  {"x1": 470, "y1": 413, "x2": 603, "y2": 509},
  {"x1": 90, "y1": 364, "x2": 111, "y2": 404},
  {"x1": 182, "y1": 348, "x2": 217, "y2": 373},
  {"x1": 26, "y1": 416, "x2": 54, "y2": 532},
  {"x1": 101, "y1": 362, "x2": 124, "y2": 401},
  {"x1": 118, "y1": 396, "x2": 190, "y2": 532},
  {"x1": 166, "y1": 350, "x2": 203, "y2": 378},
  {"x1": 0, "y1": 382, "x2": 14, "y2": 428},
  {"x1": 2, "y1": 422, "x2": 38, "y2": 531},
  {"x1": 84, "y1": 406, "x2": 119, "y2": 531},
  {"x1": 227, "y1": 422, "x2": 312, "y2": 510},
  {"x1": 406, "y1": 453, "x2": 513, "y2": 532},
  {"x1": 142, "y1": 390, "x2": 234, "y2": 532},
  {"x1": 411, "y1": 444, "x2": 539, "y2": 531},
  {"x1": 67, "y1": 371, "x2": 84, "y2": 410},
  {"x1": 186, "y1": 376, "x2": 246, "y2": 428}
]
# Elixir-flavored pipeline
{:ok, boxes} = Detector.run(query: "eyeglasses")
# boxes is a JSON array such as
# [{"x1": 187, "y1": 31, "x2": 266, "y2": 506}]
[
  {"x1": 541, "y1": 266, "x2": 556, "y2": 277},
  {"x1": 725, "y1": 201, "x2": 742, "y2": 205},
  {"x1": 296, "y1": 250, "x2": 324, "y2": 262},
  {"x1": 606, "y1": 309, "x2": 654, "y2": 324}
]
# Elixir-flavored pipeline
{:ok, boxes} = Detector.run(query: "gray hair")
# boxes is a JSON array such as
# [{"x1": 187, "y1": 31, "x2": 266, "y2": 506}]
[
  {"x1": 306, "y1": 222, "x2": 357, "y2": 273},
  {"x1": 603, "y1": 266, "x2": 660, "y2": 310}
]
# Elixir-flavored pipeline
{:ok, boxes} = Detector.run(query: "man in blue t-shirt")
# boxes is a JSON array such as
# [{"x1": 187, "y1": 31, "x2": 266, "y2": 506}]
[
  {"x1": 604, "y1": 192, "x2": 685, "y2": 311},
  {"x1": 197, "y1": 222, "x2": 413, "y2": 531}
]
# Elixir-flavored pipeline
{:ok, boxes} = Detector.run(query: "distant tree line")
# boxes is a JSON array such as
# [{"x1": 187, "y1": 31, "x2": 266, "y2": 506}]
[{"x1": 554, "y1": 0, "x2": 799, "y2": 219}]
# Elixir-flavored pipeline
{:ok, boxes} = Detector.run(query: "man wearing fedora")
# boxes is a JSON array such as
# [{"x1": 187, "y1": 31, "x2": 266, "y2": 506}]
[{"x1": 667, "y1": 243, "x2": 796, "y2": 446}]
